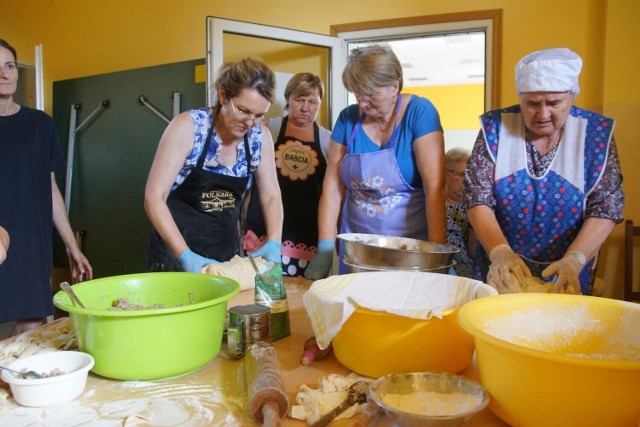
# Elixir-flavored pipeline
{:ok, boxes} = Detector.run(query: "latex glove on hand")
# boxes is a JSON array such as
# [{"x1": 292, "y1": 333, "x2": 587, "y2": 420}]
[
  {"x1": 542, "y1": 251, "x2": 586, "y2": 295},
  {"x1": 487, "y1": 244, "x2": 532, "y2": 293},
  {"x1": 178, "y1": 248, "x2": 219, "y2": 273},
  {"x1": 249, "y1": 239, "x2": 281, "y2": 263},
  {"x1": 304, "y1": 240, "x2": 335, "y2": 280}
]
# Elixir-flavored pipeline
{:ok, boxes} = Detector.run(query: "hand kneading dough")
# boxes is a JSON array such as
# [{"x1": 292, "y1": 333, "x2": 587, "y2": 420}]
[
  {"x1": 489, "y1": 274, "x2": 575, "y2": 294},
  {"x1": 201, "y1": 256, "x2": 266, "y2": 291}
]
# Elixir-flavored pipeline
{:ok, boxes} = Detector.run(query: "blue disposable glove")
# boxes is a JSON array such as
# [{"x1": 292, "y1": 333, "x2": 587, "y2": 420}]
[
  {"x1": 249, "y1": 239, "x2": 282, "y2": 263},
  {"x1": 304, "y1": 240, "x2": 335, "y2": 280},
  {"x1": 178, "y1": 248, "x2": 219, "y2": 273}
]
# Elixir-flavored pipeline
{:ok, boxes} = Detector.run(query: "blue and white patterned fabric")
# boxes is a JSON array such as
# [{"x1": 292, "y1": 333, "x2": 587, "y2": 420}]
[
  {"x1": 172, "y1": 108, "x2": 262, "y2": 191},
  {"x1": 475, "y1": 104, "x2": 614, "y2": 293}
]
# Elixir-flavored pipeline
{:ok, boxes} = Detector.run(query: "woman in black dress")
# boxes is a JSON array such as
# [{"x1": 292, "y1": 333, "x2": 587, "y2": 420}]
[{"x1": 0, "y1": 39, "x2": 92, "y2": 334}]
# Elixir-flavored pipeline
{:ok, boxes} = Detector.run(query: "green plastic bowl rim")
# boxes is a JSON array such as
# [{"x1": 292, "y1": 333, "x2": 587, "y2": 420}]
[{"x1": 53, "y1": 273, "x2": 241, "y2": 317}]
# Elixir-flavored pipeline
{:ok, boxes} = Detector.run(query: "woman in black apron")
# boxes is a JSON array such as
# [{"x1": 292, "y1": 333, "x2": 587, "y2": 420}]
[
  {"x1": 244, "y1": 73, "x2": 330, "y2": 277},
  {"x1": 145, "y1": 57, "x2": 283, "y2": 272}
]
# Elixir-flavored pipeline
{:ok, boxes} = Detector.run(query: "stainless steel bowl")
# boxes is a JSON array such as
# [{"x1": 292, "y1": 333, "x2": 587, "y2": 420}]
[
  {"x1": 369, "y1": 371, "x2": 490, "y2": 427},
  {"x1": 344, "y1": 258, "x2": 453, "y2": 274},
  {"x1": 338, "y1": 233, "x2": 459, "y2": 269}
]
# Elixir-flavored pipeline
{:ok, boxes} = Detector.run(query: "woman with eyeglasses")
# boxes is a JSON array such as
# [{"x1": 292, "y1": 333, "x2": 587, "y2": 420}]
[
  {"x1": 305, "y1": 44, "x2": 447, "y2": 279},
  {"x1": 144, "y1": 57, "x2": 283, "y2": 272}
]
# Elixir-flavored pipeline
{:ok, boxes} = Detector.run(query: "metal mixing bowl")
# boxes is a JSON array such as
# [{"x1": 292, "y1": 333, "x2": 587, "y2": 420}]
[
  {"x1": 369, "y1": 371, "x2": 489, "y2": 427},
  {"x1": 343, "y1": 257, "x2": 453, "y2": 274},
  {"x1": 338, "y1": 233, "x2": 458, "y2": 269}
]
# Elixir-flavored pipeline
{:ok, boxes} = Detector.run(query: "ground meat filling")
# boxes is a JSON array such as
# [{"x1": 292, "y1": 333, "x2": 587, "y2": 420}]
[{"x1": 108, "y1": 298, "x2": 166, "y2": 311}]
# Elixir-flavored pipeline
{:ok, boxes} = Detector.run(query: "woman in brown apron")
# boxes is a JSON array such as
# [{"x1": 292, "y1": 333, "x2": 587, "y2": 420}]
[{"x1": 145, "y1": 57, "x2": 283, "y2": 272}]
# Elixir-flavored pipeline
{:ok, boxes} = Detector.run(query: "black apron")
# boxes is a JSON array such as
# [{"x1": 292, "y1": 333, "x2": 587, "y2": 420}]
[
  {"x1": 148, "y1": 115, "x2": 251, "y2": 271},
  {"x1": 244, "y1": 117, "x2": 327, "y2": 276}
]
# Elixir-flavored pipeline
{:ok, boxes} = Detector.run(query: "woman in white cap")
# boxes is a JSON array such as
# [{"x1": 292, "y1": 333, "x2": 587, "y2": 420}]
[{"x1": 463, "y1": 48, "x2": 624, "y2": 294}]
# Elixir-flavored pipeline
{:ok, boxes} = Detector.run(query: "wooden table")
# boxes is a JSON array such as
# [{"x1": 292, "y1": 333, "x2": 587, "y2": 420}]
[{"x1": 0, "y1": 277, "x2": 508, "y2": 426}]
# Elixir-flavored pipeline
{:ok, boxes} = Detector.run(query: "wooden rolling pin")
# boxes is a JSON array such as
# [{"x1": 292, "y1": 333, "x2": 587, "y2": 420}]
[{"x1": 245, "y1": 341, "x2": 289, "y2": 426}]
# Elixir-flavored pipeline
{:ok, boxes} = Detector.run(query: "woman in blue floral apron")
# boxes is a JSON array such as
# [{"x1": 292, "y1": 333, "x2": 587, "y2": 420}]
[
  {"x1": 464, "y1": 48, "x2": 624, "y2": 294},
  {"x1": 305, "y1": 44, "x2": 446, "y2": 279},
  {"x1": 145, "y1": 58, "x2": 283, "y2": 273}
]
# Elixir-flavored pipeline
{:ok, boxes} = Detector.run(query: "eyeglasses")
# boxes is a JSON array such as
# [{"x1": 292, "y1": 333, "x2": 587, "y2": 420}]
[
  {"x1": 228, "y1": 98, "x2": 265, "y2": 125},
  {"x1": 447, "y1": 169, "x2": 466, "y2": 178}
]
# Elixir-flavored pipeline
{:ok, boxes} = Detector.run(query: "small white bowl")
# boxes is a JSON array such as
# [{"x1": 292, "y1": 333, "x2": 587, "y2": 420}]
[{"x1": 1, "y1": 351, "x2": 94, "y2": 407}]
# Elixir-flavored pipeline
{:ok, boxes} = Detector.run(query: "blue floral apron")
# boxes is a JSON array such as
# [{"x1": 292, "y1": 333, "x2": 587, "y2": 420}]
[
  {"x1": 338, "y1": 95, "x2": 429, "y2": 273},
  {"x1": 474, "y1": 105, "x2": 614, "y2": 294}
]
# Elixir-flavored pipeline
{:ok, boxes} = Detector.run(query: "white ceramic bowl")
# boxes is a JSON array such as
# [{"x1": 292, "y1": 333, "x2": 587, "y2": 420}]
[{"x1": 1, "y1": 351, "x2": 94, "y2": 407}]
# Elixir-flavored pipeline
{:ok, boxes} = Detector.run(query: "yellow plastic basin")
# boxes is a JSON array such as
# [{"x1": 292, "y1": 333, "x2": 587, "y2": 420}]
[
  {"x1": 332, "y1": 306, "x2": 475, "y2": 378},
  {"x1": 458, "y1": 293, "x2": 640, "y2": 427}
]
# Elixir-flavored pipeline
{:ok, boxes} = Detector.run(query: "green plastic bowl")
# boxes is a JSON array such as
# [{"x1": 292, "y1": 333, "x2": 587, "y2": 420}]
[{"x1": 53, "y1": 272, "x2": 240, "y2": 380}]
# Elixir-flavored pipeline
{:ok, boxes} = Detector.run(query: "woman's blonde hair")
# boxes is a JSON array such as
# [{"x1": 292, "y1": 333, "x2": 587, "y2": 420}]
[
  {"x1": 342, "y1": 44, "x2": 403, "y2": 96},
  {"x1": 212, "y1": 57, "x2": 276, "y2": 115},
  {"x1": 284, "y1": 73, "x2": 324, "y2": 110}
]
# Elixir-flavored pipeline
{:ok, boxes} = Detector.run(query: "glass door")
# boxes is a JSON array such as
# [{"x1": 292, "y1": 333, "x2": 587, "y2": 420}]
[{"x1": 206, "y1": 17, "x2": 347, "y2": 130}]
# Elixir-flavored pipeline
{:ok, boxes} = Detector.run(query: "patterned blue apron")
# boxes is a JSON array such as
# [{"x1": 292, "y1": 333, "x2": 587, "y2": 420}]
[{"x1": 474, "y1": 105, "x2": 614, "y2": 294}]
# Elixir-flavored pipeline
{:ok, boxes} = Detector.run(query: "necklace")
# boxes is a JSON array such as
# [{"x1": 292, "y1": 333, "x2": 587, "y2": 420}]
[{"x1": 375, "y1": 97, "x2": 399, "y2": 134}]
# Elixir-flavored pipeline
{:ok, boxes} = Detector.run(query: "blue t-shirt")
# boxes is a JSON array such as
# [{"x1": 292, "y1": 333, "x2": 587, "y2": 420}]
[{"x1": 332, "y1": 95, "x2": 442, "y2": 187}]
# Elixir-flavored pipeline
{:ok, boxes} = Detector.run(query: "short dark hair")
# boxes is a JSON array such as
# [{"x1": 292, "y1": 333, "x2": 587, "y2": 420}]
[{"x1": 0, "y1": 39, "x2": 17, "y2": 62}]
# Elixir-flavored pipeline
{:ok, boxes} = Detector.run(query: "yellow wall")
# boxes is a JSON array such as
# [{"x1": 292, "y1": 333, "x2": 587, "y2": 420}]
[
  {"x1": 410, "y1": 84, "x2": 484, "y2": 129},
  {"x1": 2, "y1": 0, "x2": 639, "y2": 298},
  {"x1": 0, "y1": 0, "x2": 611, "y2": 112},
  {"x1": 600, "y1": 0, "x2": 640, "y2": 298}
]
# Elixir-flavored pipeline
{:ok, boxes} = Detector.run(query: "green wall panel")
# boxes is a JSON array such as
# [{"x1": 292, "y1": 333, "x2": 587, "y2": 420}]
[{"x1": 52, "y1": 60, "x2": 206, "y2": 278}]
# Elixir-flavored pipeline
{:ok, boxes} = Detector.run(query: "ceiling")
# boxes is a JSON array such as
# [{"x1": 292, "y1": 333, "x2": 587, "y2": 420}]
[{"x1": 351, "y1": 31, "x2": 486, "y2": 87}]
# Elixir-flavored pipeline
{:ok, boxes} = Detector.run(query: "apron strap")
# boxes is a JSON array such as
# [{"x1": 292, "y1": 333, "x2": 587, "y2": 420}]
[
  {"x1": 346, "y1": 93, "x2": 402, "y2": 152},
  {"x1": 196, "y1": 111, "x2": 216, "y2": 169},
  {"x1": 197, "y1": 111, "x2": 252, "y2": 176}
]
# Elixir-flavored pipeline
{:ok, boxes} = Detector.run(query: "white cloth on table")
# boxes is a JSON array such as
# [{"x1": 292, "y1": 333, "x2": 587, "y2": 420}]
[{"x1": 303, "y1": 271, "x2": 497, "y2": 349}]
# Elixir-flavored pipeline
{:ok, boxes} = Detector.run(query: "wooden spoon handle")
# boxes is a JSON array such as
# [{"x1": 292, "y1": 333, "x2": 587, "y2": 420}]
[{"x1": 310, "y1": 398, "x2": 353, "y2": 427}]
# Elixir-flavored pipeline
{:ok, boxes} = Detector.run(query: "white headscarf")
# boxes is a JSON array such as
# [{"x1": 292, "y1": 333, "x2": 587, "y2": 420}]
[{"x1": 515, "y1": 48, "x2": 582, "y2": 96}]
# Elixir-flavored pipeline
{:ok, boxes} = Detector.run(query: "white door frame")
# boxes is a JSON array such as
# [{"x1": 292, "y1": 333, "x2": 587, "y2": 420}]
[
  {"x1": 206, "y1": 17, "x2": 347, "y2": 128},
  {"x1": 334, "y1": 18, "x2": 497, "y2": 113}
]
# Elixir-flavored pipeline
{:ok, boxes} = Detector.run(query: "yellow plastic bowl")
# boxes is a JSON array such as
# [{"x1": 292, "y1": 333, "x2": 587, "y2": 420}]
[
  {"x1": 332, "y1": 307, "x2": 475, "y2": 378},
  {"x1": 458, "y1": 293, "x2": 640, "y2": 427}
]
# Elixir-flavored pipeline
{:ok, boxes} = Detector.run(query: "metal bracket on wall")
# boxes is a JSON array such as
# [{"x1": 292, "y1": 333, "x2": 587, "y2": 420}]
[
  {"x1": 138, "y1": 91, "x2": 181, "y2": 124},
  {"x1": 65, "y1": 99, "x2": 111, "y2": 214}
]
